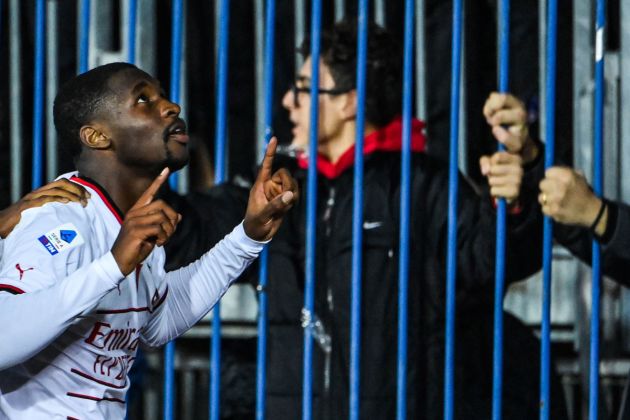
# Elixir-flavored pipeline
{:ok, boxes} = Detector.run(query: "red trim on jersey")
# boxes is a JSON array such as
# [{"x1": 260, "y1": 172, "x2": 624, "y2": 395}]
[
  {"x1": 96, "y1": 306, "x2": 151, "y2": 314},
  {"x1": 0, "y1": 284, "x2": 25, "y2": 294},
  {"x1": 67, "y1": 416, "x2": 81, "y2": 420},
  {"x1": 70, "y1": 368, "x2": 127, "y2": 389},
  {"x1": 67, "y1": 392, "x2": 125, "y2": 404},
  {"x1": 96, "y1": 286, "x2": 169, "y2": 314},
  {"x1": 70, "y1": 176, "x2": 123, "y2": 224}
]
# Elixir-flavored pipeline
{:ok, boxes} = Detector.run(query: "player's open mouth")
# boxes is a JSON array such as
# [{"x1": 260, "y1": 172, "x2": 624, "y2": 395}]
[{"x1": 165, "y1": 119, "x2": 189, "y2": 144}]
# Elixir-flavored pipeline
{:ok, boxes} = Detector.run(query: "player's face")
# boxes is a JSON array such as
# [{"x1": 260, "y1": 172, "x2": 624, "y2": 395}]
[
  {"x1": 100, "y1": 68, "x2": 189, "y2": 173},
  {"x1": 281, "y1": 57, "x2": 348, "y2": 157}
]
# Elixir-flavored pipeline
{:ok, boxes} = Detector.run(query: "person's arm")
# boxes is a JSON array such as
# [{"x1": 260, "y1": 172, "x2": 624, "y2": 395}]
[
  {"x1": 140, "y1": 138, "x2": 298, "y2": 345},
  {"x1": 540, "y1": 167, "x2": 630, "y2": 284},
  {"x1": 0, "y1": 178, "x2": 90, "y2": 239},
  {"x1": 140, "y1": 223, "x2": 265, "y2": 345},
  {"x1": 483, "y1": 91, "x2": 630, "y2": 283},
  {"x1": 0, "y1": 204, "x2": 124, "y2": 370},
  {"x1": 0, "y1": 169, "x2": 190, "y2": 370}
]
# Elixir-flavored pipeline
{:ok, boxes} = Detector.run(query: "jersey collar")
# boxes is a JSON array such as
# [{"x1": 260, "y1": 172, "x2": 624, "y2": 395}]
[{"x1": 70, "y1": 175, "x2": 125, "y2": 224}]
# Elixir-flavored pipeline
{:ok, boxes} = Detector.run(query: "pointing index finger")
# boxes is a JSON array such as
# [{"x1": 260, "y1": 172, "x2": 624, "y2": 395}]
[
  {"x1": 257, "y1": 137, "x2": 278, "y2": 182},
  {"x1": 133, "y1": 167, "x2": 170, "y2": 209}
]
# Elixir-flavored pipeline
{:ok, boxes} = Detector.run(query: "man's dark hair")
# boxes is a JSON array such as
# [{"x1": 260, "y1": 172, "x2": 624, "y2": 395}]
[
  {"x1": 54, "y1": 62, "x2": 136, "y2": 161},
  {"x1": 299, "y1": 20, "x2": 402, "y2": 127}
]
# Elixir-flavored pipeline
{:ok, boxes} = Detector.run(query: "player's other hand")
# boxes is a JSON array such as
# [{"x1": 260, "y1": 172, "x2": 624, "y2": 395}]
[
  {"x1": 244, "y1": 137, "x2": 299, "y2": 242},
  {"x1": 111, "y1": 168, "x2": 181, "y2": 276},
  {"x1": 483, "y1": 92, "x2": 538, "y2": 165},
  {"x1": 0, "y1": 179, "x2": 91, "y2": 239},
  {"x1": 539, "y1": 166, "x2": 603, "y2": 228},
  {"x1": 480, "y1": 151, "x2": 523, "y2": 205}
]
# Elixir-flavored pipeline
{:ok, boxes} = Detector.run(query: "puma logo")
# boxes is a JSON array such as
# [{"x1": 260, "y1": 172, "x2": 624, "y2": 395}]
[{"x1": 15, "y1": 263, "x2": 34, "y2": 280}]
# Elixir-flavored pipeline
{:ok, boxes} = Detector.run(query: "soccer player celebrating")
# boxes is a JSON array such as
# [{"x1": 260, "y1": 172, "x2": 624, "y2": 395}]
[{"x1": 0, "y1": 63, "x2": 297, "y2": 419}]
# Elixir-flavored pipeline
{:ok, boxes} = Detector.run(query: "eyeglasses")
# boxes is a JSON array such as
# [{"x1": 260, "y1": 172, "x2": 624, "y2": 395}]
[{"x1": 290, "y1": 82, "x2": 351, "y2": 107}]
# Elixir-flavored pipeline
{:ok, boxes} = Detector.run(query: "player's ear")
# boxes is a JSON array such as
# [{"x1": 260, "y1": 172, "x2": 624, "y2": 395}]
[{"x1": 79, "y1": 125, "x2": 111, "y2": 150}]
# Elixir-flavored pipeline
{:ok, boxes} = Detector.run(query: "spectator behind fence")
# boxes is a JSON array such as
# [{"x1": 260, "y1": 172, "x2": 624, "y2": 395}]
[
  {"x1": 483, "y1": 91, "x2": 630, "y2": 282},
  {"x1": 0, "y1": 62, "x2": 298, "y2": 419},
  {"x1": 484, "y1": 91, "x2": 630, "y2": 418},
  {"x1": 168, "y1": 20, "x2": 566, "y2": 419}
]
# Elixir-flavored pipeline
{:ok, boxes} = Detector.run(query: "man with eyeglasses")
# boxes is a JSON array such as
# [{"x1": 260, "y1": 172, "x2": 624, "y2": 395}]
[{"x1": 247, "y1": 20, "x2": 568, "y2": 419}]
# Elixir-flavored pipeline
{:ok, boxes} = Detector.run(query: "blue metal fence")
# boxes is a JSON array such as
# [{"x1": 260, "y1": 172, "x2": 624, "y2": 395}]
[
  {"x1": 255, "y1": 0, "x2": 276, "y2": 417},
  {"x1": 210, "y1": 2, "x2": 231, "y2": 419},
  {"x1": 163, "y1": 2, "x2": 184, "y2": 419},
  {"x1": 395, "y1": 0, "x2": 414, "y2": 419},
  {"x1": 349, "y1": 1, "x2": 368, "y2": 418},
  {"x1": 590, "y1": 1, "x2": 606, "y2": 419},
  {"x1": 444, "y1": 0, "x2": 463, "y2": 418},
  {"x1": 31, "y1": 0, "x2": 45, "y2": 190},
  {"x1": 302, "y1": 1, "x2": 322, "y2": 418},
  {"x1": 540, "y1": 0, "x2": 558, "y2": 418},
  {"x1": 492, "y1": 2, "x2": 511, "y2": 418}
]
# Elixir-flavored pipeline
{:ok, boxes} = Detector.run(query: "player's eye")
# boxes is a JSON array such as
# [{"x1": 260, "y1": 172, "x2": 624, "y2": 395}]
[{"x1": 136, "y1": 94, "x2": 149, "y2": 104}]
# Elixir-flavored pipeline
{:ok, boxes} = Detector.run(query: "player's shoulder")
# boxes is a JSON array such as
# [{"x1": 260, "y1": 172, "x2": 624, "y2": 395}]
[
  {"x1": 5, "y1": 200, "x2": 91, "y2": 256},
  {"x1": 5, "y1": 173, "x2": 93, "y2": 251}
]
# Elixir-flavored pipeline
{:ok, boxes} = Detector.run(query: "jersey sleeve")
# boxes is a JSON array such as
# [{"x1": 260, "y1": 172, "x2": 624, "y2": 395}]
[
  {"x1": 0, "y1": 203, "x2": 124, "y2": 370},
  {"x1": 140, "y1": 222, "x2": 265, "y2": 346}
]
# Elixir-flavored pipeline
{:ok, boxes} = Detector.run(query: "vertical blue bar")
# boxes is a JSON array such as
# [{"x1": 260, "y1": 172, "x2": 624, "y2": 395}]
[
  {"x1": 349, "y1": 2, "x2": 368, "y2": 419},
  {"x1": 167, "y1": 0, "x2": 183, "y2": 190},
  {"x1": 492, "y1": 1, "x2": 510, "y2": 419},
  {"x1": 255, "y1": 0, "x2": 275, "y2": 416},
  {"x1": 443, "y1": 0, "x2": 463, "y2": 419},
  {"x1": 163, "y1": 1, "x2": 183, "y2": 419},
  {"x1": 210, "y1": 1, "x2": 230, "y2": 419},
  {"x1": 396, "y1": 1, "x2": 414, "y2": 419},
  {"x1": 590, "y1": 1, "x2": 606, "y2": 419},
  {"x1": 302, "y1": 1, "x2": 321, "y2": 418},
  {"x1": 163, "y1": 343, "x2": 175, "y2": 420},
  {"x1": 540, "y1": 0, "x2": 558, "y2": 418},
  {"x1": 78, "y1": 0, "x2": 90, "y2": 74},
  {"x1": 127, "y1": 0, "x2": 137, "y2": 64},
  {"x1": 32, "y1": 0, "x2": 45, "y2": 190}
]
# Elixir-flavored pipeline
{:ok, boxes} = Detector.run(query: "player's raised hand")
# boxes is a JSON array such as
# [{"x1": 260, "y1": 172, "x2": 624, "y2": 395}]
[
  {"x1": 480, "y1": 151, "x2": 524, "y2": 205},
  {"x1": 244, "y1": 138, "x2": 299, "y2": 242},
  {"x1": 0, "y1": 179, "x2": 91, "y2": 238},
  {"x1": 483, "y1": 92, "x2": 538, "y2": 164},
  {"x1": 111, "y1": 168, "x2": 182, "y2": 276}
]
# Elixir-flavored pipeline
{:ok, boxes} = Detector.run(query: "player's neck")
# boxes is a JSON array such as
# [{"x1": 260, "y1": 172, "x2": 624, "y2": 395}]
[{"x1": 77, "y1": 160, "x2": 158, "y2": 215}]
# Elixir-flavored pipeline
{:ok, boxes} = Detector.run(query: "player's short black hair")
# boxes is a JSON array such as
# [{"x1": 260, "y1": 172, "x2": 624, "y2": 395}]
[
  {"x1": 299, "y1": 20, "x2": 402, "y2": 127},
  {"x1": 54, "y1": 62, "x2": 136, "y2": 162}
]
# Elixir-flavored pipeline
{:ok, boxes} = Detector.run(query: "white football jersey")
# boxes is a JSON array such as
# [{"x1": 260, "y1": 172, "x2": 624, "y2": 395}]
[{"x1": 0, "y1": 173, "x2": 264, "y2": 419}]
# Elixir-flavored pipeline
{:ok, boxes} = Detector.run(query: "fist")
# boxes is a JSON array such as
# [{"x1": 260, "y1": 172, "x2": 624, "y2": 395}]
[
  {"x1": 479, "y1": 151, "x2": 524, "y2": 204},
  {"x1": 483, "y1": 92, "x2": 538, "y2": 164},
  {"x1": 538, "y1": 167, "x2": 602, "y2": 227}
]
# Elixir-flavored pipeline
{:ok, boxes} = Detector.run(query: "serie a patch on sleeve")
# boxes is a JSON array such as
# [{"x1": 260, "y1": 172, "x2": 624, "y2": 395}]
[{"x1": 37, "y1": 223, "x2": 85, "y2": 256}]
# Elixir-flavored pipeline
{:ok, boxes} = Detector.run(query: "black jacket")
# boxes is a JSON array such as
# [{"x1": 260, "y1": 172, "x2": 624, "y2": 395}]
[
  {"x1": 162, "y1": 139, "x2": 567, "y2": 419},
  {"x1": 258, "y1": 146, "x2": 566, "y2": 419}
]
